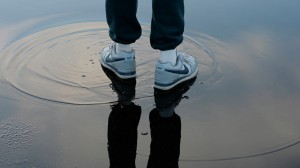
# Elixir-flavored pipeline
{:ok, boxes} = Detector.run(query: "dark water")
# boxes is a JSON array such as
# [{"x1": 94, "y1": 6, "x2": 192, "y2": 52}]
[{"x1": 1, "y1": 0, "x2": 300, "y2": 168}]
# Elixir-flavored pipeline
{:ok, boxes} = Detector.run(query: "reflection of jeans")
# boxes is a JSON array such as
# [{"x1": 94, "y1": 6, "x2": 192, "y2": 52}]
[
  {"x1": 106, "y1": 0, "x2": 184, "y2": 50},
  {"x1": 107, "y1": 103, "x2": 141, "y2": 168},
  {"x1": 147, "y1": 109, "x2": 181, "y2": 168},
  {"x1": 107, "y1": 105, "x2": 181, "y2": 168}
]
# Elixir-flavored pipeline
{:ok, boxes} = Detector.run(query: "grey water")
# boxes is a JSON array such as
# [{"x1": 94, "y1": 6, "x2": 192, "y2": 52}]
[{"x1": 1, "y1": 0, "x2": 300, "y2": 168}]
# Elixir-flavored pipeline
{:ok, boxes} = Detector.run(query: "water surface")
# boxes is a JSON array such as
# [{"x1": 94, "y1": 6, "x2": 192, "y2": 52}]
[{"x1": 1, "y1": 0, "x2": 300, "y2": 168}]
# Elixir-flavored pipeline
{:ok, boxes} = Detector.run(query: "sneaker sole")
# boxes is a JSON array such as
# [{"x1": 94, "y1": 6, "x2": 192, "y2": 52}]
[
  {"x1": 100, "y1": 57, "x2": 136, "y2": 79},
  {"x1": 154, "y1": 66, "x2": 199, "y2": 90}
]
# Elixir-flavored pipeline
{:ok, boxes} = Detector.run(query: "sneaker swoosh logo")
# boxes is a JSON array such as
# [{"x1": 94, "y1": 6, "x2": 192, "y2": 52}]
[
  {"x1": 106, "y1": 57, "x2": 126, "y2": 63},
  {"x1": 165, "y1": 65, "x2": 189, "y2": 74}
]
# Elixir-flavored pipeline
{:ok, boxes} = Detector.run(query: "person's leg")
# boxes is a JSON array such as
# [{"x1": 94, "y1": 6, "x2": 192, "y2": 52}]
[
  {"x1": 150, "y1": 0, "x2": 184, "y2": 51},
  {"x1": 106, "y1": 0, "x2": 142, "y2": 44},
  {"x1": 101, "y1": 0, "x2": 141, "y2": 79},
  {"x1": 151, "y1": 0, "x2": 198, "y2": 90}
]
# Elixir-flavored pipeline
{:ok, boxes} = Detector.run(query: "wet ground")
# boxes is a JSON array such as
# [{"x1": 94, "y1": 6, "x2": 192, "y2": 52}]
[{"x1": 1, "y1": 0, "x2": 300, "y2": 168}]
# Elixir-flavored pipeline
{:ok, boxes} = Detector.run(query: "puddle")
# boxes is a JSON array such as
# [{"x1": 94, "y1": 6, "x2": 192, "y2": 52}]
[
  {"x1": 0, "y1": 22, "x2": 217, "y2": 105},
  {"x1": 0, "y1": 4, "x2": 300, "y2": 166}
]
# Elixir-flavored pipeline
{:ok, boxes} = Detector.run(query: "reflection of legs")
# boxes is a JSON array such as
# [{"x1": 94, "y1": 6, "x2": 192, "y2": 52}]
[
  {"x1": 102, "y1": 0, "x2": 141, "y2": 79},
  {"x1": 107, "y1": 103, "x2": 141, "y2": 168},
  {"x1": 147, "y1": 78, "x2": 196, "y2": 168},
  {"x1": 150, "y1": 0, "x2": 184, "y2": 50},
  {"x1": 147, "y1": 109, "x2": 181, "y2": 168},
  {"x1": 106, "y1": 0, "x2": 141, "y2": 44}
]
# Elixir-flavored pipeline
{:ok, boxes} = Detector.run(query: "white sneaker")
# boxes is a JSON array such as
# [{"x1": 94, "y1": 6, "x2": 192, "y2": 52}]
[
  {"x1": 100, "y1": 43, "x2": 136, "y2": 79},
  {"x1": 154, "y1": 51, "x2": 198, "y2": 90}
]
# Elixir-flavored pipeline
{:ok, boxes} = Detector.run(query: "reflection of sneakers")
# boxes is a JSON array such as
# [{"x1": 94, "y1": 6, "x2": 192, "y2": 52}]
[
  {"x1": 100, "y1": 43, "x2": 136, "y2": 79},
  {"x1": 154, "y1": 77, "x2": 196, "y2": 118},
  {"x1": 154, "y1": 51, "x2": 198, "y2": 90},
  {"x1": 101, "y1": 66, "x2": 136, "y2": 105}
]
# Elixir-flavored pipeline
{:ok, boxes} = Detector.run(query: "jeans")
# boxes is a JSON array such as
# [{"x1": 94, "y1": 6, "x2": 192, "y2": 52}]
[{"x1": 106, "y1": 0, "x2": 185, "y2": 51}]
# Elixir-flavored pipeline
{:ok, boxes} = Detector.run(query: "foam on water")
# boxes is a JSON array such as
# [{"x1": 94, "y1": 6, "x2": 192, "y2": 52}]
[
  {"x1": 0, "y1": 116, "x2": 38, "y2": 167},
  {"x1": 0, "y1": 22, "x2": 218, "y2": 105}
]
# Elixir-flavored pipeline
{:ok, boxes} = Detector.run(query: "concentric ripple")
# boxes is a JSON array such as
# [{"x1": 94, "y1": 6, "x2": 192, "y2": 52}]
[{"x1": 0, "y1": 22, "x2": 218, "y2": 105}]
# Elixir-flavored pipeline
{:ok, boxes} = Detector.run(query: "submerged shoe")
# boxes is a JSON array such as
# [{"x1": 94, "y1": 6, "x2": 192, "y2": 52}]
[
  {"x1": 154, "y1": 51, "x2": 198, "y2": 90},
  {"x1": 100, "y1": 43, "x2": 136, "y2": 79}
]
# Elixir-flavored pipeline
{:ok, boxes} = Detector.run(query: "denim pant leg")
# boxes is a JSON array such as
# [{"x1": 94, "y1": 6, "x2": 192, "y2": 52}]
[
  {"x1": 150, "y1": 0, "x2": 185, "y2": 51},
  {"x1": 106, "y1": 0, "x2": 142, "y2": 44}
]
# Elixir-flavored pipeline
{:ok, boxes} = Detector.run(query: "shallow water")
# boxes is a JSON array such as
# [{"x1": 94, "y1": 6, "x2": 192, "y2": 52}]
[
  {"x1": 1, "y1": 0, "x2": 300, "y2": 168},
  {"x1": 0, "y1": 22, "x2": 216, "y2": 105}
]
